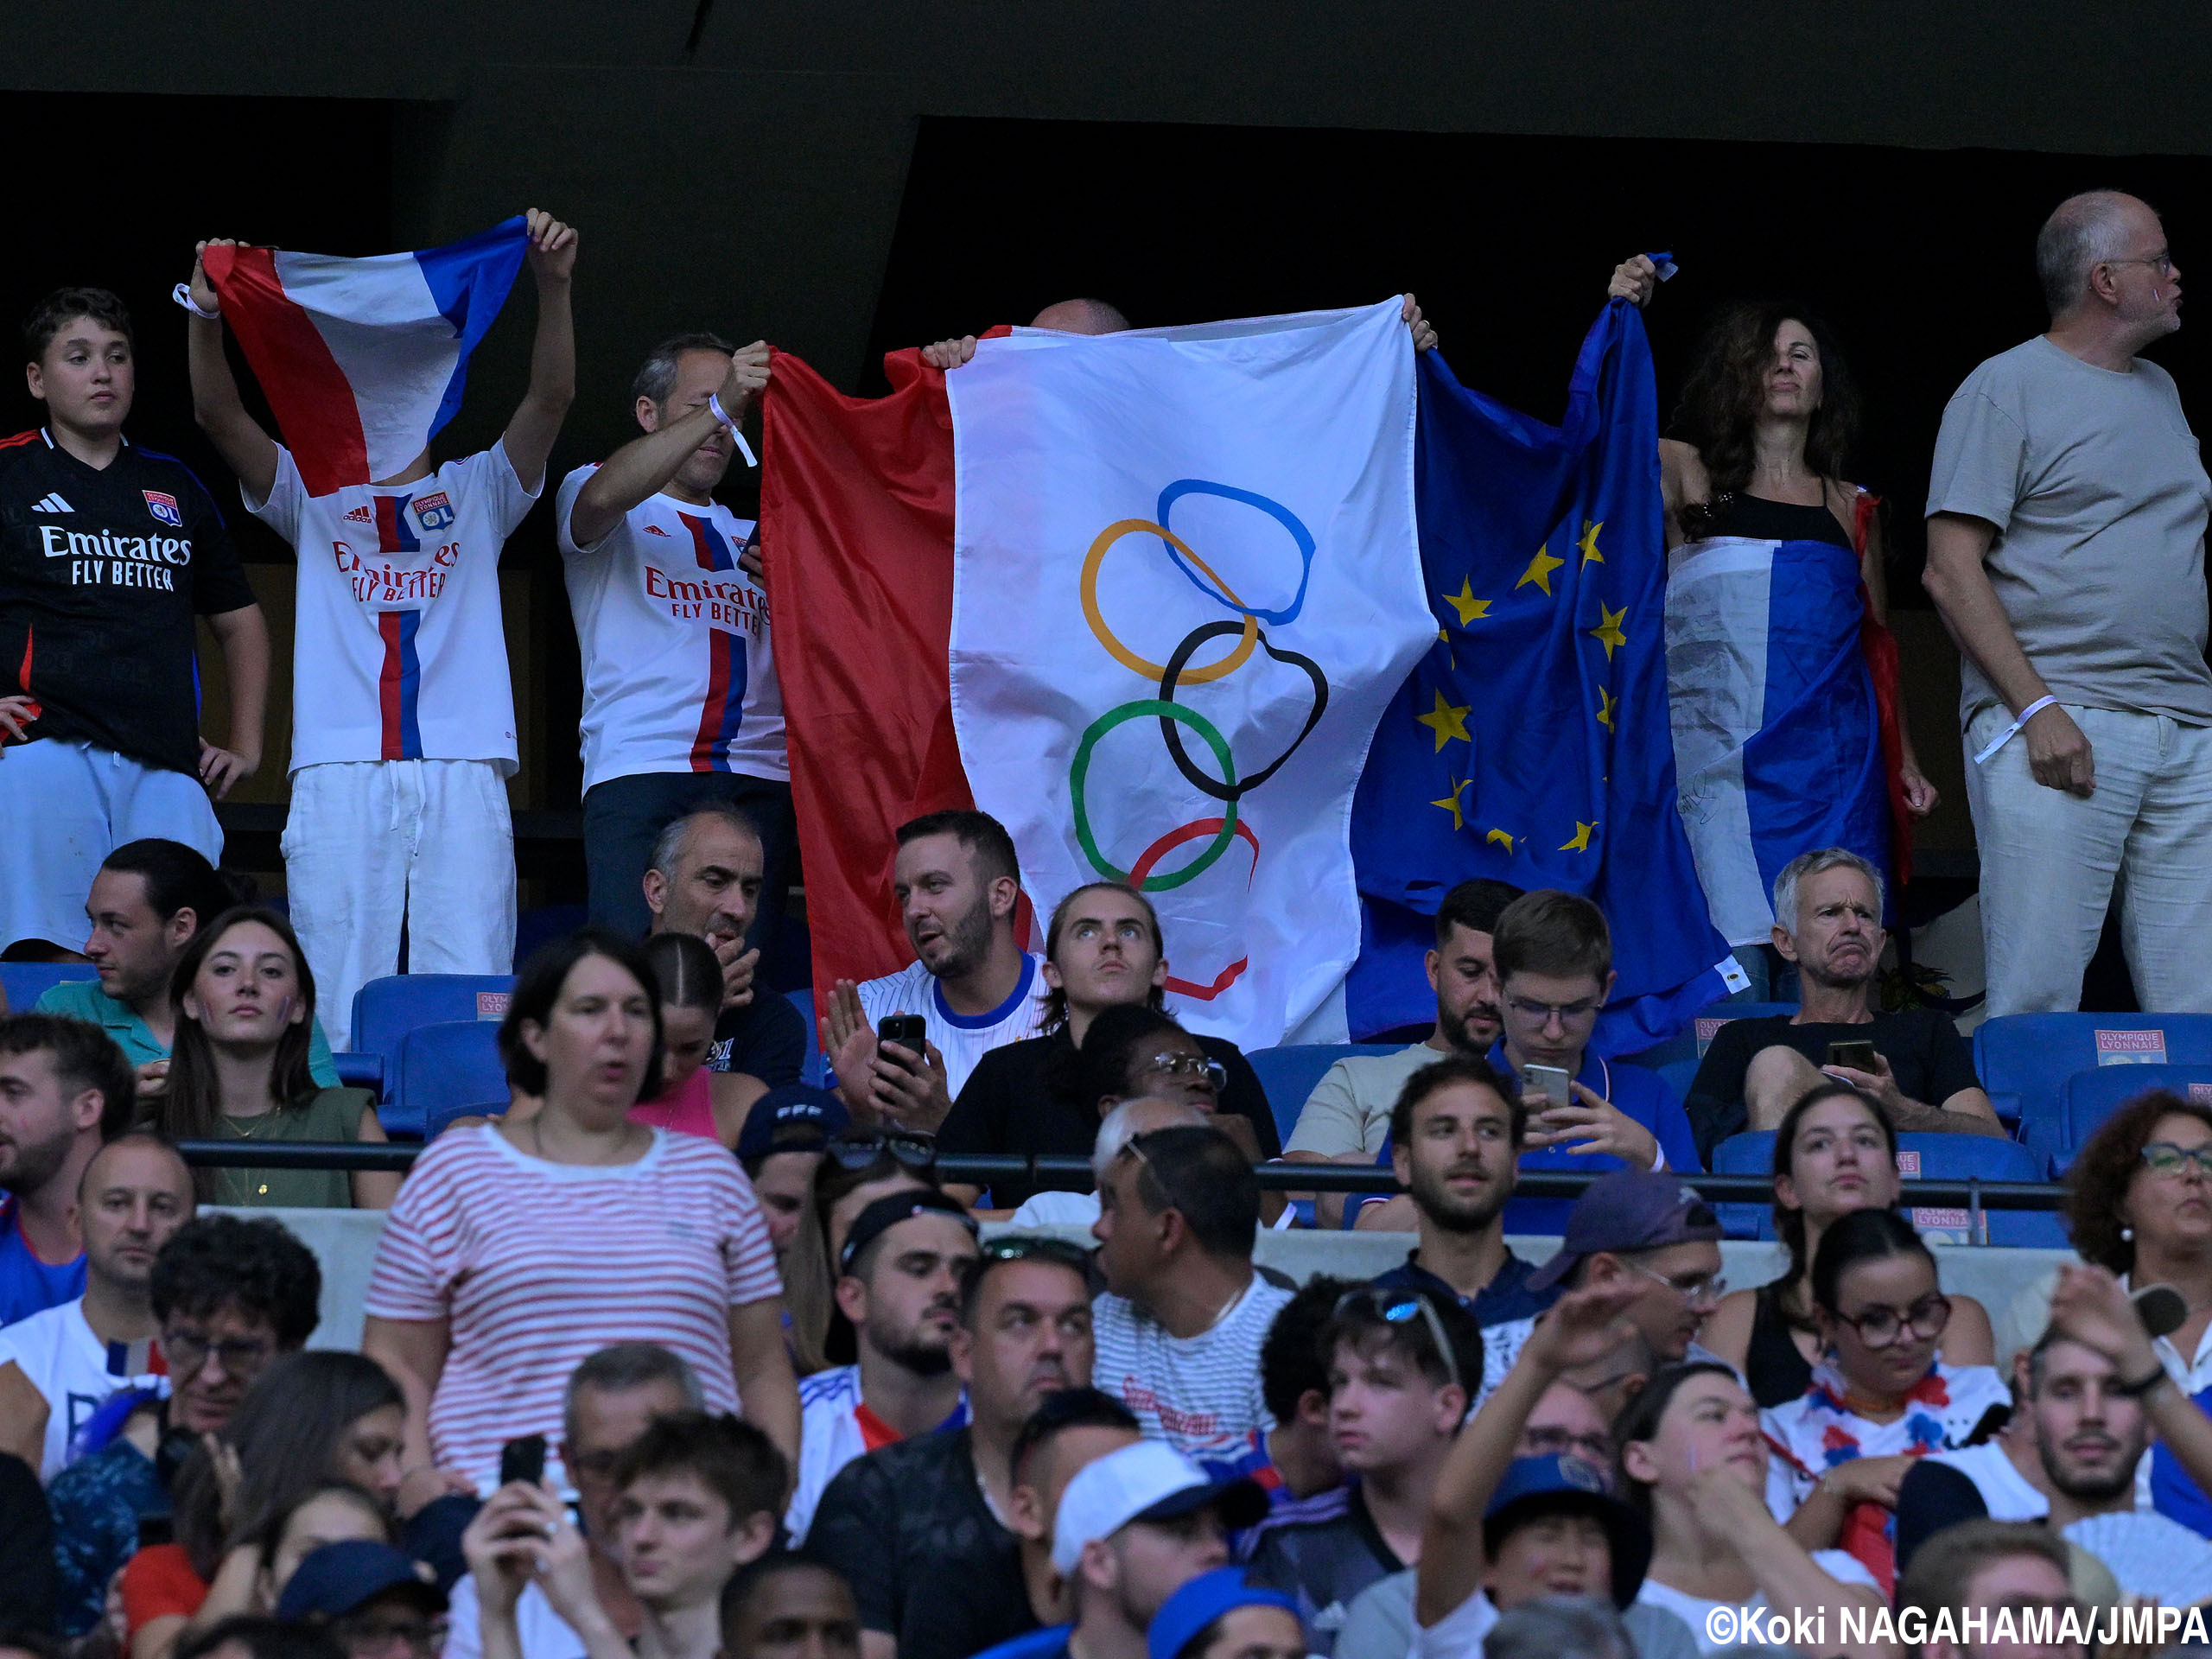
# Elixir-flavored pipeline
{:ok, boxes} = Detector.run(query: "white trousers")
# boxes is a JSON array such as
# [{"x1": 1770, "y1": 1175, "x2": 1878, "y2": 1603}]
[
  {"x1": 1964, "y1": 701, "x2": 2212, "y2": 1017},
  {"x1": 0, "y1": 739, "x2": 221, "y2": 955},
  {"x1": 283, "y1": 760, "x2": 514, "y2": 1049}
]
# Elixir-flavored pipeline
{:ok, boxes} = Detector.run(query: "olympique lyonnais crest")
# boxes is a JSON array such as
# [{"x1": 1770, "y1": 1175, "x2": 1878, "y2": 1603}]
[
  {"x1": 143, "y1": 490, "x2": 183, "y2": 528},
  {"x1": 414, "y1": 491, "x2": 456, "y2": 531}
]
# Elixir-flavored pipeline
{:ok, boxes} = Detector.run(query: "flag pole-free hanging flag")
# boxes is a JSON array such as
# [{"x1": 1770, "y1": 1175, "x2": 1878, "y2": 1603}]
[
  {"x1": 764, "y1": 303, "x2": 1432, "y2": 1050},
  {"x1": 201, "y1": 219, "x2": 529, "y2": 497},
  {"x1": 1349, "y1": 296, "x2": 1741, "y2": 1053},
  {"x1": 947, "y1": 302, "x2": 1430, "y2": 1052}
]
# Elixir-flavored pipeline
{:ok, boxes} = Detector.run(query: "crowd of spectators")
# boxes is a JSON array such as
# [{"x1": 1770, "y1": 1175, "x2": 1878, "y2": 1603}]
[{"x1": 7, "y1": 182, "x2": 2212, "y2": 1659}]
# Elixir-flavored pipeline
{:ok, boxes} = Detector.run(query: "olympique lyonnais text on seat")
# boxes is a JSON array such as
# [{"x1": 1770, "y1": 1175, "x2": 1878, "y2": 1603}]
[{"x1": 1976, "y1": 1013, "x2": 2212, "y2": 1161}]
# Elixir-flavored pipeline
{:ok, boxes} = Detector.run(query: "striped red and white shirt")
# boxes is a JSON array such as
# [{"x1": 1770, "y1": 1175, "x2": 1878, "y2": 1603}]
[
  {"x1": 364, "y1": 1125, "x2": 780, "y2": 1486},
  {"x1": 246, "y1": 442, "x2": 534, "y2": 776}
]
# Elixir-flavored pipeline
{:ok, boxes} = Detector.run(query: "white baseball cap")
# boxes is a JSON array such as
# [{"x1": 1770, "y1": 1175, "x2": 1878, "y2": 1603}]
[{"x1": 1050, "y1": 1440, "x2": 1266, "y2": 1575}]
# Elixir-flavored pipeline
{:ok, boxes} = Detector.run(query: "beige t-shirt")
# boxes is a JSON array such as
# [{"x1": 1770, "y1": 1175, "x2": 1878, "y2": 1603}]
[
  {"x1": 1284, "y1": 1041, "x2": 1440, "y2": 1157},
  {"x1": 1927, "y1": 335, "x2": 2212, "y2": 725}
]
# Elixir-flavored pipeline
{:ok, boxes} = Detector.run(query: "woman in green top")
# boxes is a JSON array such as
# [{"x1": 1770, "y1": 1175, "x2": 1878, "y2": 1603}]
[{"x1": 146, "y1": 906, "x2": 398, "y2": 1209}]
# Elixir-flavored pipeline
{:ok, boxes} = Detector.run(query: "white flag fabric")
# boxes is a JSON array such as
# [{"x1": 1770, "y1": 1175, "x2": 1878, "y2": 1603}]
[{"x1": 946, "y1": 300, "x2": 1429, "y2": 1051}]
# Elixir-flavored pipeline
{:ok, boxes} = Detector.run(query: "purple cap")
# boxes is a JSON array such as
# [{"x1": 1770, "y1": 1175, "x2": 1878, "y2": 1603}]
[{"x1": 1526, "y1": 1168, "x2": 1722, "y2": 1292}]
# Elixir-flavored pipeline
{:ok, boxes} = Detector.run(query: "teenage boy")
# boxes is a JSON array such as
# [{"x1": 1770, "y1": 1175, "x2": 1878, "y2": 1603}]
[
  {"x1": 789, "y1": 1192, "x2": 982, "y2": 1543},
  {"x1": 185, "y1": 213, "x2": 578, "y2": 1050},
  {"x1": 558, "y1": 333, "x2": 785, "y2": 945},
  {"x1": 1245, "y1": 1287, "x2": 1483, "y2": 1653},
  {"x1": 1484, "y1": 893, "x2": 1698, "y2": 1234},
  {"x1": 1368, "y1": 1057, "x2": 1556, "y2": 1327},
  {"x1": 1, "y1": 286, "x2": 268, "y2": 959},
  {"x1": 465, "y1": 1411, "x2": 784, "y2": 1659}
]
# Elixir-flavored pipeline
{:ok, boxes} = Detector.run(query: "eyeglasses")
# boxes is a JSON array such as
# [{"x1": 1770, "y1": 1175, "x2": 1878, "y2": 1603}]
[
  {"x1": 1334, "y1": 1287, "x2": 1462, "y2": 1392},
  {"x1": 826, "y1": 1131, "x2": 938, "y2": 1171},
  {"x1": 1141, "y1": 1052, "x2": 1228, "y2": 1090},
  {"x1": 1625, "y1": 1262, "x2": 1726, "y2": 1307},
  {"x1": 1833, "y1": 1292, "x2": 1951, "y2": 1349},
  {"x1": 977, "y1": 1236, "x2": 1096, "y2": 1275},
  {"x1": 2141, "y1": 1141, "x2": 2212, "y2": 1179},
  {"x1": 331, "y1": 1614, "x2": 444, "y2": 1657},
  {"x1": 1503, "y1": 995, "x2": 1602, "y2": 1025},
  {"x1": 161, "y1": 1330, "x2": 273, "y2": 1376},
  {"x1": 2104, "y1": 252, "x2": 2177, "y2": 276},
  {"x1": 1521, "y1": 1424, "x2": 1614, "y2": 1465}
]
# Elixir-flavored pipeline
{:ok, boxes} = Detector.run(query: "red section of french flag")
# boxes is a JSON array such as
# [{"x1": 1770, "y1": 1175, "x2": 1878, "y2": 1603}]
[{"x1": 200, "y1": 244, "x2": 368, "y2": 495}]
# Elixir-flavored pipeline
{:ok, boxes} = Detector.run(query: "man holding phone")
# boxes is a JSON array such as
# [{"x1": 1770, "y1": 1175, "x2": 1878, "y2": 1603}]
[
  {"x1": 1682, "y1": 848, "x2": 1999, "y2": 1162},
  {"x1": 1482, "y1": 892, "x2": 1700, "y2": 1234}
]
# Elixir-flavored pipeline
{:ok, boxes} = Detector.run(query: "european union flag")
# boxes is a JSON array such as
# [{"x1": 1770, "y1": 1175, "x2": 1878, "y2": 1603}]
[{"x1": 1348, "y1": 297, "x2": 1732, "y2": 1051}]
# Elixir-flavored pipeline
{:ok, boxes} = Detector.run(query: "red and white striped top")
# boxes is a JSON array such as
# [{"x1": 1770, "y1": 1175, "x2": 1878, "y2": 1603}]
[{"x1": 364, "y1": 1125, "x2": 780, "y2": 1485}]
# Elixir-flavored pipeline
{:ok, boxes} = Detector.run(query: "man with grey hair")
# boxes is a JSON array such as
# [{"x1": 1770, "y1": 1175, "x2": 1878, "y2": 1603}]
[
  {"x1": 445, "y1": 1342, "x2": 706, "y2": 1659},
  {"x1": 1925, "y1": 188, "x2": 2212, "y2": 1019},
  {"x1": 1008, "y1": 1095, "x2": 1210, "y2": 1228},
  {"x1": 643, "y1": 804, "x2": 805, "y2": 1086},
  {"x1": 556, "y1": 331, "x2": 793, "y2": 947},
  {"x1": 1682, "y1": 846, "x2": 1996, "y2": 1159}
]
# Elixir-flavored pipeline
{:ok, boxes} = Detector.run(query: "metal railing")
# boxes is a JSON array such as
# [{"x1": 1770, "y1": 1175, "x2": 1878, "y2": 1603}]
[{"x1": 174, "y1": 1141, "x2": 2068, "y2": 1237}]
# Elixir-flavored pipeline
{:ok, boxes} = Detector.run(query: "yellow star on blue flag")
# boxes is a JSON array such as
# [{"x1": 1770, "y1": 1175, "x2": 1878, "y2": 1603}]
[
  {"x1": 1589, "y1": 602, "x2": 1628, "y2": 661},
  {"x1": 1516, "y1": 543, "x2": 1564, "y2": 595},
  {"x1": 1414, "y1": 689, "x2": 1471, "y2": 752}
]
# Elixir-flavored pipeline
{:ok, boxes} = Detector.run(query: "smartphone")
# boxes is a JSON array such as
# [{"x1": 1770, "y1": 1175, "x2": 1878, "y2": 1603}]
[
  {"x1": 1524, "y1": 1065, "x2": 1573, "y2": 1111},
  {"x1": 1827, "y1": 1039, "x2": 1878, "y2": 1072},
  {"x1": 877, "y1": 1014, "x2": 928, "y2": 1061},
  {"x1": 499, "y1": 1433, "x2": 547, "y2": 1488}
]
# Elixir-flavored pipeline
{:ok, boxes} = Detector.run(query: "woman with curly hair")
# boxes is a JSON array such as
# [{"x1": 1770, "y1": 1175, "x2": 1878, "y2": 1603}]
[
  {"x1": 1609, "y1": 257, "x2": 1935, "y2": 974},
  {"x1": 2061, "y1": 1088, "x2": 2212, "y2": 1382}
]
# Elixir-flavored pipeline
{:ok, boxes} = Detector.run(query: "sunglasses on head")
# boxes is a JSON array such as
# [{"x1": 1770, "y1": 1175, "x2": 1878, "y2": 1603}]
[
  {"x1": 826, "y1": 1131, "x2": 938, "y2": 1170},
  {"x1": 1333, "y1": 1287, "x2": 1463, "y2": 1392},
  {"x1": 977, "y1": 1235, "x2": 1096, "y2": 1274}
]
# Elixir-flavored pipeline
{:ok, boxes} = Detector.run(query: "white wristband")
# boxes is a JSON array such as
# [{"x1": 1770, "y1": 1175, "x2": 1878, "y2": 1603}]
[
  {"x1": 1972, "y1": 695, "x2": 2060, "y2": 766},
  {"x1": 707, "y1": 394, "x2": 759, "y2": 468},
  {"x1": 172, "y1": 283, "x2": 219, "y2": 321}
]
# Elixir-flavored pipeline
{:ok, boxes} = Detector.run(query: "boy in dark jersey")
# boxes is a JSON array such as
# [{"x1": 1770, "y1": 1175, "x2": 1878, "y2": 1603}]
[{"x1": 0, "y1": 288, "x2": 267, "y2": 957}]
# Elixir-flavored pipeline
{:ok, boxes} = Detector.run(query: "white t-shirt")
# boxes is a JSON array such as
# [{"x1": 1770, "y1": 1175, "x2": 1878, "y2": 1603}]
[
  {"x1": 1636, "y1": 1550, "x2": 1880, "y2": 1657},
  {"x1": 442, "y1": 1574, "x2": 585, "y2": 1659},
  {"x1": 553, "y1": 470, "x2": 785, "y2": 792},
  {"x1": 1092, "y1": 1275, "x2": 1294, "y2": 1467},
  {"x1": 1009, "y1": 1191, "x2": 1101, "y2": 1229},
  {"x1": 362, "y1": 1125, "x2": 781, "y2": 1486},
  {"x1": 246, "y1": 442, "x2": 535, "y2": 774},
  {"x1": 851, "y1": 953, "x2": 1050, "y2": 1099},
  {"x1": 0, "y1": 1299, "x2": 158, "y2": 1480}
]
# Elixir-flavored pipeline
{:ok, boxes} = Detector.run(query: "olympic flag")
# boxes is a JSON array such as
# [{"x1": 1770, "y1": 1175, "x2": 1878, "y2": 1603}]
[{"x1": 945, "y1": 301, "x2": 1430, "y2": 1050}]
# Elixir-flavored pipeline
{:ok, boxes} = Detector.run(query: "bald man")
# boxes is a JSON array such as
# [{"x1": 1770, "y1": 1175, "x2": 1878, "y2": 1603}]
[
  {"x1": 1926, "y1": 189, "x2": 2212, "y2": 1017},
  {"x1": 0, "y1": 1132, "x2": 193, "y2": 1479},
  {"x1": 920, "y1": 296, "x2": 1436, "y2": 369}
]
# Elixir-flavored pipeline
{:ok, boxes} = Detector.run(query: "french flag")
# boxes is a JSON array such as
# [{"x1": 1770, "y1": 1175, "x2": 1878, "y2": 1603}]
[{"x1": 203, "y1": 219, "x2": 528, "y2": 497}]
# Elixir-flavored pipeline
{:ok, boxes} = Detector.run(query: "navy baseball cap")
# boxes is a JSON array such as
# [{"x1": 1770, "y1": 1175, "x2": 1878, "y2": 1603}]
[
  {"x1": 1147, "y1": 1568, "x2": 1300, "y2": 1659},
  {"x1": 1526, "y1": 1168, "x2": 1723, "y2": 1292},
  {"x1": 736, "y1": 1083, "x2": 849, "y2": 1163},
  {"x1": 275, "y1": 1541, "x2": 447, "y2": 1622},
  {"x1": 1482, "y1": 1455, "x2": 1651, "y2": 1608},
  {"x1": 837, "y1": 1188, "x2": 979, "y2": 1275}
]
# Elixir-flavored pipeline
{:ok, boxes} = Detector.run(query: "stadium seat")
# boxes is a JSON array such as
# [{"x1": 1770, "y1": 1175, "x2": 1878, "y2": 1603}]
[
  {"x1": 393, "y1": 1020, "x2": 510, "y2": 1141},
  {"x1": 0, "y1": 962, "x2": 98, "y2": 1009},
  {"x1": 785, "y1": 988, "x2": 825, "y2": 1087},
  {"x1": 1978, "y1": 1014, "x2": 2212, "y2": 1160},
  {"x1": 1689, "y1": 1001, "x2": 1798, "y2": 1058},
  {"x1": 1708, "y1": 1130, "x2": 2065, "y2": 1246},
  {"x1": 350, "y1": 974, "x2": 516, "y2": 1121},
  {"x1": 2054, "y1": 1064, "x2": 2212, "y2": 1173},
  {"x1": 1245, "y1": 1043, "x2": 1402, "y2": 1147},
  {"x1": 333, "y1": 1052, "x2": 383, "y2": 1097}
]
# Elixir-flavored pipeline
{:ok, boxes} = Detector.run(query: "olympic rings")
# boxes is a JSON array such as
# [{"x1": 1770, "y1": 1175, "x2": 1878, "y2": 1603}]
[
  {"x1": 1071, "y1": 700, "x2": 1243, "y2": 891},
  {"x1": 1129, "y1": 816, "x2": 1262, "y2": 888},
  {"x1": 1081, "y1": 518, "x2": 1257, "y2": 683},
  {"x1": 1156, "y1": 480, "x2": 1315, "y2": 626},
  {"x1": 1158, "y1": 621, "x2": 1329, "y2": 803}
]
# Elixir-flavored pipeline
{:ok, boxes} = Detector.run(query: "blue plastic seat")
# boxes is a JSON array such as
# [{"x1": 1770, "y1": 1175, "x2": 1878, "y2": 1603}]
[
  {"x1": 785, "y1": 988, "x2": 825, "y2": 1087},
  {"x1": 395, "y1": 1020, "x2": 511, "y2": 1141},
  {"x1": 351, "y1": 975, "x2": 515, "y2": 1128},
  {"x1": 1978, "y1": 1014, "x2": 2212, "y2": 1165},
  {"x1": 1245, "y1": 1043, "x2": 1402, "y2": 1147},
  {"x1": 1, "y1": 962, "x2": 98, "y2": 1010},
  {"x1": 2055, "y1": 1064, "x2": 2212, "y2": 1173},
  {"x1": 1708, "y1": 1129, "x2": 2064, "y2": 1245}
]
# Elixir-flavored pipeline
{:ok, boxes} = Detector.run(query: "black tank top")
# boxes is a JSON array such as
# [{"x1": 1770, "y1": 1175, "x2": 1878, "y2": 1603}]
[
  {"x1": 1747, "y1": 1280, "x2": 1817, "y2": 1407},
  {"x1": 1700, "y1": 492, "x2": 1853, "y2": 550}
]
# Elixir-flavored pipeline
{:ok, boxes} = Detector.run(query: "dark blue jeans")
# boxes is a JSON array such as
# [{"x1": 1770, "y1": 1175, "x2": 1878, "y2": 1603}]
[{"x1": 582, "y1": 771, "x2": 796, "y2": 951}]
